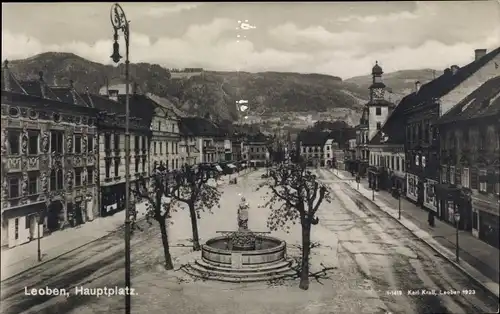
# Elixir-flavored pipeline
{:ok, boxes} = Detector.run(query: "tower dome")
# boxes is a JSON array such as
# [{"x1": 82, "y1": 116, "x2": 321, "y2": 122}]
[{"x1": 372, "y1": 61, "x2": 383, "y2": 75}]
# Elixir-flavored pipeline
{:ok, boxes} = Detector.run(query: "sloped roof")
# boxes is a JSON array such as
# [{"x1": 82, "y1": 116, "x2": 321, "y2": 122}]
[
  {"x1": 50, "y1": 86, "x2": 91, "y2": 107},
  {"x1": 1, "y1": 67, "x2": 29, "y2": 94},
  {"x1": 247, "y1": 132, "x2": 268, "y2": 143},
  {"x1": 436, "y1": 76, "x2": 500, "y2": 125},
  {"x1": 406, "y1": 46, "x2": 500, "y2": 111},
  {"x1": 146, "y1": 93, "x2": 187, "y2": 117},
  {"x1": 117, "y1": 94, "x2": 156, "y2": 126},
  {"x1": 298, "y1": 131, "x2": 332, "y2": 146},
  {"x1": 179, "y1": 117, "x2": 225, "y2": 137}
]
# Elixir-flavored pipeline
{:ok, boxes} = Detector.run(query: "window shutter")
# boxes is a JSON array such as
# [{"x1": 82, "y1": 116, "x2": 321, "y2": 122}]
[
  {"x1": 487, "y1": 169, "x2": 495, "y2": 193},
  {"x1": 456, "y1": 167, "x2": 461, "y2": 185},
  {"x1": 470, "y1": 167, "x2": 478, "y2": 189}
]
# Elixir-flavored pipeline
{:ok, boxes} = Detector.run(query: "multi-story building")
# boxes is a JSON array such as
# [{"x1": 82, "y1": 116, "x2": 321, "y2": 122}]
[
  {"x1": 1, "y1": 63, "x2": 99, "y2": 248},
  {"x1": 435, "y1": 76, "x2": 500, "y2": 248},
  {"x1": 403, "y1": 47, "x2": 500, "y2": 217},
  {"x1": 83, "y1": 91, "x2": 152, "y2": 217},
  {"x1": 345, "y1": 138, "x2": 357, "y2": 173},
  {"x1": 178, "y1": 117, "x2": 219, "y2": 164},
  {"x1": 297, "y1": 131, "x2": 335, "y2": 167},
  {"x1": 367, "y1": 91, "x2": 416, "y2": 193},
  {"x1": 244, "y1": 132, "x2": 270, "y2": 167},
  {"x1": 139, "y1": 94, "x2": 181, "y2": 171}
]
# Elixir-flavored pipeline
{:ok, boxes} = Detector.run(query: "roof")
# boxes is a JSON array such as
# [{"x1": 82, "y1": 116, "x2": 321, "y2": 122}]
[
  {"x1": 406, "y1": 46, "x2": 500, "y2": 112},
  {"x1": 117, "y1": 94, "x2": 156, "y2": 126},
  {"x1": 146, "y1": 93, "x2": 186, "y2": 117},
  {"x1": 436, "y1": 76, "x2": 500, "y2": 125},
  {"x1": 369, "y1": 92, "x2": 419, "y2": 145},
  {"x1": 372, "y1": 62, "x2": 383, "y2": 75},
  {"x1": 298, "y1": 131, "x2": 332, "y2": 146},
  {"x1": 247, "y1": 132, "x2": 268, "y2": 143},
  {"x1": 179, "y1": 117, "x2": 226, "y2": 137},
  {"x1": 50, "y1": 86, "x2": 91, "y2": 107}
]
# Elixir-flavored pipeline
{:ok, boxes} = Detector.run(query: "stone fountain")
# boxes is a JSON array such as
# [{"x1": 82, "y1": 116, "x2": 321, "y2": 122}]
[{"x1": 182, "y1": 197, "x2": 295, "y2": 282}]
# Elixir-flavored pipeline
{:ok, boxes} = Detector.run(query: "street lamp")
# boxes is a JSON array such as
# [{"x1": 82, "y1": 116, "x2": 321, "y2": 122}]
[
  {"x1": 398, "y1": 188, "x2": 402, "y2": 220},
  {"x1": 454, "y1": 211, "x2": 460, "y2": 263},
  {"x1": 110, "y1": 3, "x2": 131, "y2": 314}
]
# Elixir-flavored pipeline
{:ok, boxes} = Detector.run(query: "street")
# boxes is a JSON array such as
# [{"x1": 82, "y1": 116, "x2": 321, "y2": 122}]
[{"x1": 1, "y1": 169, "x2": 498, "y2": 314}]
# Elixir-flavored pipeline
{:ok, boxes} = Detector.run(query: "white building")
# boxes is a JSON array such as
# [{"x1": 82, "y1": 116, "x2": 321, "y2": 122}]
[{"x1": 297, "y1": 131, "x2": 336, "y2": 167}]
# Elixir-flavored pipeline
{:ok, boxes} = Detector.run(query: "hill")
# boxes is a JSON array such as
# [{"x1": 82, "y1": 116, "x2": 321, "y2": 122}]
[
  {"x1": 5, "y1": 52, "x2": 439, "y2": 124},
  {"x1": 5, "y1": 52, "x2": 368, "y2": 122},
  {"x1": 345, "y1": 69, "x2": 443, "y2": 99}
]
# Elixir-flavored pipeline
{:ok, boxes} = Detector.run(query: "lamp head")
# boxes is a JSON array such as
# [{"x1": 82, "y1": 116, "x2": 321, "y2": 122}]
[{"x1": 110, "y1": 40, "x2": 122, "y2": 64}]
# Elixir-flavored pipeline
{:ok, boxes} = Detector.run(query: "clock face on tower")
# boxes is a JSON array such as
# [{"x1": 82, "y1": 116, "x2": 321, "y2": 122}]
[{"x1": 372, "y1": 88, "x2": 385, "y2": 99}]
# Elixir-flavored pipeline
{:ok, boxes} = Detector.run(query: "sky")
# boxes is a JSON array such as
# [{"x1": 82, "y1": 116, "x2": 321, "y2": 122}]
[{"x1": 2, "y1": 1, "x2": 500, "y2": 79}]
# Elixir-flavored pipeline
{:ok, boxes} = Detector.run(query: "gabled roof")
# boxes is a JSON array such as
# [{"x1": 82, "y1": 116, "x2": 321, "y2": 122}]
[
  {"x1": 436, "y1": 76, "x2": 500, "y2": 125},
  {"x1": 1, "y1": 66, "x2": 28, "y2": 94},
  {"x1": 146, "y1": 93, "x2": 186, "y2": 118},
  {"x1": 298, "y1": 131, "x2": 332, "y2": 146},
  {"x1": 117, "y1": 94, "x2": 157, "y2": 126},
  {"x1": 50, "y1": 86, "x2": 91, "y2": 107},
  {"x1": 406, "y1": 46, "x2": 500, "y2": 111}
]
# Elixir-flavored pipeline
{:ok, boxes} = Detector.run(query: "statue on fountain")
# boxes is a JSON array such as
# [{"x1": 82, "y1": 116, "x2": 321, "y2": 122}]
[{"x1": 238, "y1": 196, "x2": 249, "y2": 231}]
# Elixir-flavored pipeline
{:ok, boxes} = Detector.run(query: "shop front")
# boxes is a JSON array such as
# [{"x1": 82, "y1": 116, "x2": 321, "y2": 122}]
[
  {"x1": 434, "y1": 184, "x2": 471, "y2": 229},
  {"x1": 101, "y1": 183, "x2": 126, "y2": 217},
  {"x1": 390, "y1": 172, "x2": 406, "y2": 196},
  {"x1": 406, "y1": 173, "x2": 419, "y2": 203},
  {"x1": 472, "y1": 196, "x2": 500, "y2": 248},
  {"x1": 423, "y1": 179, "x2": 438, "y2": 213},
  {"x1": 367, "y1": 166, "x2": 380, "y2": 191}
]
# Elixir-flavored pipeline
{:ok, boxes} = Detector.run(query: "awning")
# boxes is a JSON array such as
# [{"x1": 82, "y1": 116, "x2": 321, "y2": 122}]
[
  {"x1": 227, "y1": 164, "x2": 236, "y2": 169},
  {"x1": 215, "y1": 165, "x2": 223, "y2": 172}
]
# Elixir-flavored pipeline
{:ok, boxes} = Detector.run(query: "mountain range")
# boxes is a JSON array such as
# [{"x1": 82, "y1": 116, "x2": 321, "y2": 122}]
[{"x1": 5, "y1": 52, "x2": 439, "y2": 123}]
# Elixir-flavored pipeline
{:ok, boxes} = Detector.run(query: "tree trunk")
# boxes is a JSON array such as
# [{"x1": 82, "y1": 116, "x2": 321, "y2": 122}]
[
  {"x1": 188, "y1": 202, "x2": 201, "y2": 251},
  {"x1": 158, "y1": 217, "x2": 174, "y2": 270},
  {"x1": 299, "y1": 221, "x2": 312, "y2": 290}
]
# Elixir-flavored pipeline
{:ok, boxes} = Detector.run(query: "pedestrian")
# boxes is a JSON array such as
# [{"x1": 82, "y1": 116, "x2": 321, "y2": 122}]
[{"x1": 428, "y1": 210, "x2": 435, "y2": 227}]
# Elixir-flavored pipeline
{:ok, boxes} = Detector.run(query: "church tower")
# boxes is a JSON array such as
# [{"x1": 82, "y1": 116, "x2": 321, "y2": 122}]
[{"x1": 367, "y1": 61, "x2": 392, "y2": 141}]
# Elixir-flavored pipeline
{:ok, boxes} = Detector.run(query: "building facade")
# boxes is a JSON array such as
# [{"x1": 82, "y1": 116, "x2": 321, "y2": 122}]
[
  {"x1": 84, "y1": 93, "x2": 152, "y2": 217},
  {"x1": 1, "y1": 64, "x2": 99, "y2": 248},
  {"x1": 297, "y1": 131, "x2": 335, "y2": 167},
  {"x1": 404, "y1": 48, "x2": 500, "y2": 216},
  {"x1": 435, "y1": 76, "x2": 500, "y2": 248},
  {"x1": 244, "y1": 133, "x2": 270, "y2": 167}
]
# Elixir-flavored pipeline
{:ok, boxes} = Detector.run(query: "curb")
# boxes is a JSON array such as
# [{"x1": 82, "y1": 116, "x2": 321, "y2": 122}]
[
  {"x1": 1, "y1": 216, "x2": 146, "y2": 282},
  {"x1": 332, "y1": 172, "x2": 500, "y2": 299}
]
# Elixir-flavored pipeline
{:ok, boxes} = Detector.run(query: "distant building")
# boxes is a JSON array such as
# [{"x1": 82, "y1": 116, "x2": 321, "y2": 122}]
[
  {"x1": 296, "y1": 131, "x2": 336, "y2": 167},
  {"x1": 244, "y1": 132, "x2": 270, "y2": 167}
]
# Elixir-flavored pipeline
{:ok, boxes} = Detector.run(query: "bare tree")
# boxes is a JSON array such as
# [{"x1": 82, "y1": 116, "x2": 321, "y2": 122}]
[
  {"x1": 260, "y1": 162, "x2": 331, "y2": 290},
  {"x1": 170, "y1": 164, "x2": 222, "y2": 251},
  {"x1": 132, "y1": 163, "x2": 175, "y2": 270}
]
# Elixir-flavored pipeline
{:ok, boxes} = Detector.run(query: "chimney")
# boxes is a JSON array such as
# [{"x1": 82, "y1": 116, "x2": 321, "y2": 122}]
[
  {"x1": 39, "y1": 71, "x2": 46, "y2": 98},
  {"x1": 415, "y1": 81, "x2": 421, "y2": 93},
  {"x1": 3, "y1": 60, "x2": 10, "y2": 91},
  {"x1": 475, "y1": 49, "x2": 487, "y2": 61},
  {"x1": 109, "y1": 89, "x2": 119, "y2": 102},
  {"x1": 450, "y1": 65, "x2": 460, "y2": 75}
]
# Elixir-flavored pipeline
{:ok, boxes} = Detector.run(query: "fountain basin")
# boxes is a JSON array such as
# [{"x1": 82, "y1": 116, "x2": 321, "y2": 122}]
[{"x1": 183, "y1": 235, "x2": 295, "y2": 282}]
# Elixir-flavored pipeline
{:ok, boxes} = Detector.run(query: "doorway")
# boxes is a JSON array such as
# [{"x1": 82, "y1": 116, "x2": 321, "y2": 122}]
[{"x1": 47, "y1": 200, "x2": 63, "y2": 232}]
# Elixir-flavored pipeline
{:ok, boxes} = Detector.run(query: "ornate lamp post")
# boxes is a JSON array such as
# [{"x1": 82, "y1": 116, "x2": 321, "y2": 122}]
[{"x1": 110, "y1": 3, "x2": 131, "y2": 314}]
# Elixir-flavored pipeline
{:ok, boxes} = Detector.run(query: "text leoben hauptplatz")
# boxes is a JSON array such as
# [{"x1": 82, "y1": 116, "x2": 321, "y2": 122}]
[{"x1": 25, "y1": 286, "x2": 137, "y2": 297}]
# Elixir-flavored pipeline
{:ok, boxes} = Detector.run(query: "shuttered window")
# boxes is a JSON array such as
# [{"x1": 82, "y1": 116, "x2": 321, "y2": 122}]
[
  {"x1": 470, "y1": 167, "x2": 478, "y2": 189},
  {"x1": 455, "y1": 167, "x2": 461, "y2": 186}
]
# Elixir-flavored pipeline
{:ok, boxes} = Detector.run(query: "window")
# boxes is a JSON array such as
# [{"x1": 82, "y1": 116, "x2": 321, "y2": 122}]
[
  {"x1": 160, "y1": 142, "x2": 163, "y2": 154},
  {"x1": 450, "y1": 166, "x2": 455, "y2": 184},
  {"x1": 376, "y1": 122, "x2": 381, "y2": 130},
  {"x1": 14, "y1": 218, "x2": 19, "y2": 240},
  {"x1": 74, "y1": 135, "x2": 82, "y2": 154},
  {"x1": 172, "y1": 124, "x2": 174, "y2": 132},
  {"x1": 479, "y1": 169, "x2": 487, "y2": 192},
  {"x1": 166, "y1": 141, "x2": 169, "y2": 154},
  {"x1": 462, "y1": 168, "x2": 470, "y2": 188},
  {"x1": 135, "y1": 156, "x2": 140, "y2": 173},
  {"x1": 8, "y1": 177, "x2": 19, "y2": 198},
  {"x1": 8, "y1": 131, "x2": 20, "y2": 155},
  {"x1": 105, "y1": 159, "x2": 111, "y2": 178},
  {"x1": 87, "y1": 167, "x2": 94, "y2": 184},
  {"x1": 114, "y1": 134, "x2": 120, "y2": 151},
  {"x1": 75, "y1": 168, "x2": 82, "y2": 186},
  {"x1": 402, "y1": 159, "x2": 405, "y2": 172},
  {"x1": 441, "y1": 166, "x2": 448, "y2": 183},
  {"x1": 142, "y1": 137, "x2": 146, "y2": 151},
  {"x1": 472, "y1": 211, "x2": 478, "y2": 229},
  {"x1": 28, "y1": 131, "x2": 39, "y2": 155},
  {"x1": 158, "y1": 121, "x2": 161, "y2": 131},
  {"x1": 153, "y1": 142, "x2": 157, "y2": 154},
  {"x1": 50, "y1": 169, "x2": 64, "y2": 191},
  {"x1": 114, "y1": 158, "x2": 119, "y2": 177},
  {"x1": 51, "y1": 131, "x2": 64, "y2": 153},
  {"x1": 376, "y1": 107, "x2": 381, "y2": 115},
  {"x1": 28, "y1": 172, "x2": 38, "y2": 195},
  {"x1": 25, "y1": 214, "x2": 32, "y2": 229},
  {"x1": 172, "y1": 142, "x2": 175, "y2": 153},
  {"x1": 87, "y1": 135, "x2": 94, "y2": 153},
  {"x1": 422, "y1": 156, "x2": 426, "y2": 168},
  {"x1": 176, "y1": 143, "x2": 178, "y2": 154},
  {"x1": 176, "y1": 159, "x2": 178, "y2": 169},
  {"x1": 142, "y1": 157, "x2": 146, "y2": 172},
  {"x1": 134, "y1": 136, "x2": 140, "y2": 152},
  {"x1": 105, "y1": 134, "x2": 111, "y2": 150}
]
